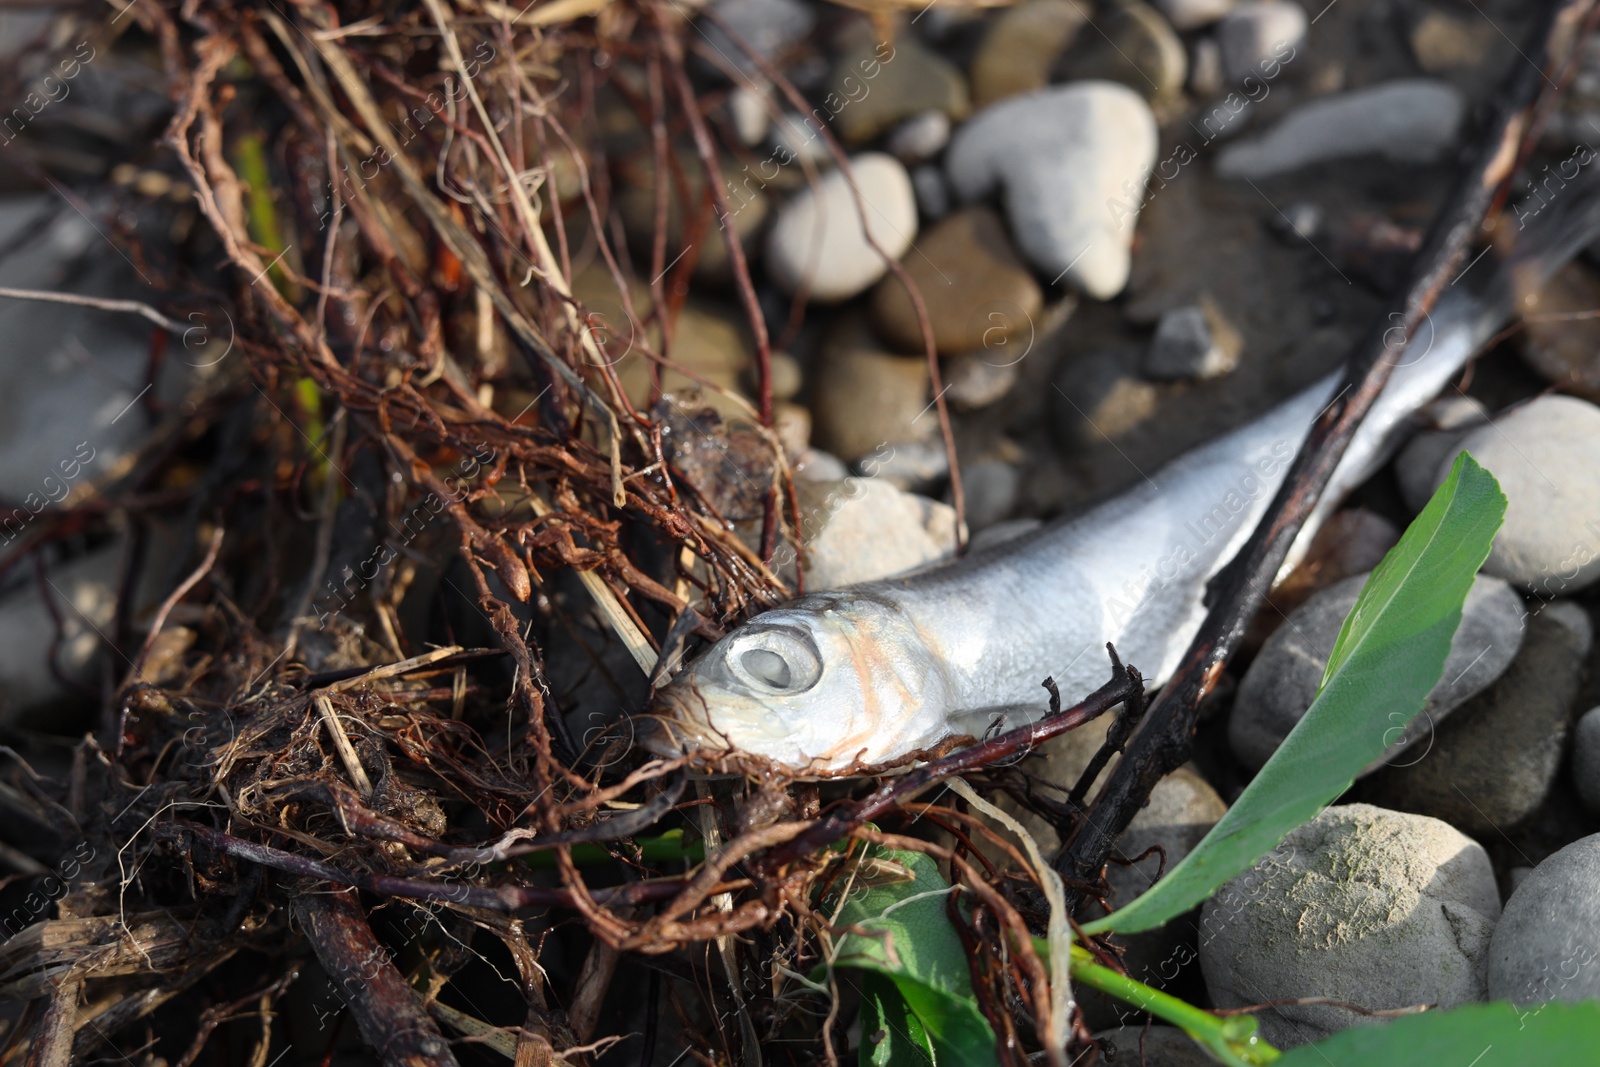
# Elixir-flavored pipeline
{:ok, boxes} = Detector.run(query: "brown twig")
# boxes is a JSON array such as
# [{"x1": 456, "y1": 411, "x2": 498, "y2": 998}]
[{"x1": 294, "y1": 889, "x2": 461, "y2": 1067}]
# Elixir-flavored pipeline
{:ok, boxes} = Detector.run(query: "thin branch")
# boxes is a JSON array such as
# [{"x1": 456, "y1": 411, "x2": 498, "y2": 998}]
[{"x1": 0, "y1": 286, "x2": 187, "y2": 333}]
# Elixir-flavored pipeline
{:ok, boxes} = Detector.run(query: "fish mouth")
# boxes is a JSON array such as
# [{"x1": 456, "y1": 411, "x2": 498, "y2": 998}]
[{"x1": 640, "y1": 683, "x2": 744, "y2": 760}]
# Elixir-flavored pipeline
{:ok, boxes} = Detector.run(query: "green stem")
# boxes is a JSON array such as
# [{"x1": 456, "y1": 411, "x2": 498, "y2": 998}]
[{"x1": 1059, "y1": 943, "x2": 1280, "y2": 1066}]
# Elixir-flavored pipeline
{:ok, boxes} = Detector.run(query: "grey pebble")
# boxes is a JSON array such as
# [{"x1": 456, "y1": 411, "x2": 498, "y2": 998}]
[
  {"x1": 1574, "y1": 706, "x2": 1600, "y2": 815},
  {"x1": 1216, "y1": 0, "x2": 1306, "y2": 84},
  {"x1": 766, "y1": 154, "x2": 917, "y2": 302},
  {"x1": 1229, "y1": 571, "x2": 1526, "y2": 772},
  {"x1": 1200, "y1": 804, "x2": 1500, "y2": 1048},
  {"x1": 1487, "y1": 833, "x2": 1600, "y2": 1006},
  {"x1": 1361, "y1": 601, "x2": 1592, "y2": 837},
  {"x1": 957, "y1": 459, "x2": 1020, "y2": 530},
  {"x1": 1393, "y1": 395, "x2": 1489, "y2": 513},
  {"x1": 1143, "y1": 303, "x2": 1240, "y2": 380},
  {"x1": 1216, "y1": 80, "x2": 1465, "y2": 179},
  {"x1": 1092, "y1": 1026, "x2": 1213, "y2": 1066},
  {"x1": 911, "y1": 164, "x2": 950, "y2": 221},
  {"x1": 887, "y1": 110, "x2": 951, "y2": 165},
  {"x1": 792, "y1": 477, "x2": 959, "y2": 591},
  {"x1": 1428, "y1": 395, "x2": 1600, "y2": 594},
  {"x1": 945, "y1": 352, "x2": 1020, "y2": 411}
]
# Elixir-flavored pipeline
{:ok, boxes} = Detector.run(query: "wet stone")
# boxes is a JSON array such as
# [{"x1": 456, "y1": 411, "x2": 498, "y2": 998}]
[{"x1": 869, "y1": 206, "x2": 1044, "y2": 356}]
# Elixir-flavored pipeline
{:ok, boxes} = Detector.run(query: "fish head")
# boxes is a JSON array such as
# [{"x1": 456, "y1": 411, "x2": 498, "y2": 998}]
[{"x1": 646, "y1": 592, "x2": 956, "y2": 773}]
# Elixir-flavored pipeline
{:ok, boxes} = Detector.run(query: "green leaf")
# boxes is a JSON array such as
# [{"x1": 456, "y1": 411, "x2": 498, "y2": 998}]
[
  {"x1": 1276, "y1": 1001, "x2": 1600, "y2": 1065},
  {"x1": 858, "y1": 973, "x2": 935, "y2": 1067},
  {"x1": 1086, "y1": 452, "x2": 1506, "y2": 935},
  {"x1": 818, "y1": 846, "x2": 998, "y2": 1066}
]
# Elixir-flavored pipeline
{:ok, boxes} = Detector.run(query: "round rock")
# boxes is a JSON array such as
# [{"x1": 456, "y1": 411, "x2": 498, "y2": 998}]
[
  {"x1": 869, "y1": 206, "x2": 1044, "y2": 356},
  {"x1": 1054, "y1": 0, "x2": 1187, "y2": 107},
  {"x1": 1092, "y1": 1026, "x2": 1215, "y2": 1066},
  {"x1": 970, "y1": 0, "x2": 1088, "y2": 108},
  {"x1": 1143, "y1": 301, "x2": 1241, "y2": 380},
  {"x1": 791, "y1": 477, "x2": 959, "y2": 591},
  {"x1": 1200, "y1": 804, "x2": 1500, "y2": 1048},
  {"x1": 1393, "y1": 395, "x2": 1490, "y2": 513},
  {"x1": 1363, "y1": 602, "x2": 1593, "y2": 836},
  {"x1": 1216, "y1": 80, "x2": 1465, "y2": 179},
  {"x1": 887, "y1": 110, "x2": 951, "y2": 165},
  {"x1": 946, "y1": 82, "x2": 1158, "y2": 298},
  {"x1": 1230, "y1": 571, "x2": 1525, "y2": 772},
  {"x1": 1157, "y1": 0, "x2": 1237, "y2": 31},
  {"x1": 945, "y1": 352, "x2": 1020, "y2": 411},
  {"x1": 810, "y1": 311, "x2": 932, "y2": 463},
  {"x1": 1487, "y1": 833, "x2": 1600, "y2": 1005},
  {"x1": 765, "y1": 153, "x2": 917, "y2": 302},
  {"x1": 1216, "y1": 1, "x2": 1307, "y2": 84},
  {"x1": 1435, "y1": 395, "x2": 1600, "y2": 594},
  {"x1": 828, "y1": 35, "x2": 969, "y2": 145},
  {"x1": 1574, "y1": 706, "x2": 1600, "y2": 815}
]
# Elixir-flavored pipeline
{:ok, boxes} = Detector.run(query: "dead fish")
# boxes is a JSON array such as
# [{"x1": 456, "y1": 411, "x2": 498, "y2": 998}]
[{"x1": 649, "y1": 191, "x2": 1600, "y2": 774}]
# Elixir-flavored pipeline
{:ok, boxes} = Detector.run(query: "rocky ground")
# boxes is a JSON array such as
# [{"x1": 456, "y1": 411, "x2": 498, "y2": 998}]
[{"x1": 2, "y1": 0, "x2": 1600, "y2": 1062}]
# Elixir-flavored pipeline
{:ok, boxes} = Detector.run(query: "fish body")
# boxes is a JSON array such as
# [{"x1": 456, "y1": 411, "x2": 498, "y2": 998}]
[{"x1": 651, "y1": 203, "x2": 1594, "y2": 774}]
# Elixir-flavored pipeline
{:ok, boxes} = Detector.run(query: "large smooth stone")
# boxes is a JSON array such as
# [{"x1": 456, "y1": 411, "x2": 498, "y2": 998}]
[
  {"x1": 1229, "y1": 572, "x2": 1525, "y2": 772},
  {"x1": 790, "y1": 478, "x2": 958, "y2": 590},
  {"x1": 946, "y1": 82, "x2": 1158, "y2": 298},
  {"x1": 1216, "y1": 80, "x2": 1465, "y2": 178},
  {"x1": 1422, "y1": 395, "x2": 1600, "y2": 594},
  {"x1": 1200, "y1": 804, "x2": 1500, "y2": 1048},
  {"x1": 1487, "y1": 833, "x2": 1600, "y2": 1005},
  {"x1": 869, "y1": 206, "x2": 1043, "y2": 356},
  {"x1": 1361, "y1": 602, "x2": 1592, "y2": 837},
  {"x1": 765, "y1": 153, "x2": 917, "y2": 302},
  {"x1": 1392, "y1": 395, "x2": 1489, "y2": 513}
]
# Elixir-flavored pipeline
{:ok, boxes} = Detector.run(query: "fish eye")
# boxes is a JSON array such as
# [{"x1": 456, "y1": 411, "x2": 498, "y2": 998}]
[{"x1": 725, "y1": 627, "x2": 822, "y2": 694}]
